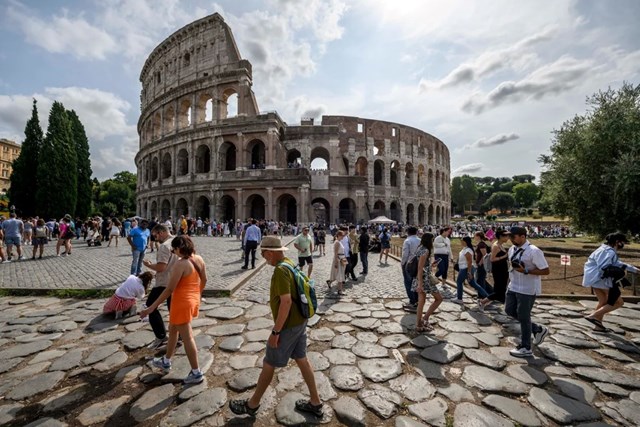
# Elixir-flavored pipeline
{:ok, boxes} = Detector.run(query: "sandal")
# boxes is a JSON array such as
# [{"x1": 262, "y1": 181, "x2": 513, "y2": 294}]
[
  {"x1": 585, "y1": 317, "x2": 611, "y2": 333},
  {"x1": 229, "y1": 399, "x2": 260, "y2": 417},
  {"x1": 295, "y1": 399, "x2": 324, "y2": 417}
]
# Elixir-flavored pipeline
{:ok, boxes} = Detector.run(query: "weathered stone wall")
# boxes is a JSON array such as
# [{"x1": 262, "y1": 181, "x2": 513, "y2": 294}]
[{"x1": 135, "y1": 13, "x2": 450, "y2": 225}]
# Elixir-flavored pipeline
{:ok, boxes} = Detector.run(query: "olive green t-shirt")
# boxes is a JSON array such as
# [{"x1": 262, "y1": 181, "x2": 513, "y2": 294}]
[{"x1": 270, "y1": 257, "x2": 306, "y2": 330}]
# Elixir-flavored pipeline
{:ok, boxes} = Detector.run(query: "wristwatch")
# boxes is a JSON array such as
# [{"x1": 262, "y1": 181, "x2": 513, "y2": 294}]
[
  {"x1": 271, "y1": 330, "x2": 281, "y2": 336},
  {"x1": 524, "y1": 268, "x2": 529, "y2": 275}
]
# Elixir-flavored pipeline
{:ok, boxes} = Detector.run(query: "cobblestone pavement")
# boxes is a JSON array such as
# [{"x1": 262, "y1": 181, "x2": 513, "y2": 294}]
[
  {"x1": 0, "y1": 236, "x2": 262, "y2": 291},
  {"x1": 1, "y1": 292, "x2": 640, "y2": 426}
]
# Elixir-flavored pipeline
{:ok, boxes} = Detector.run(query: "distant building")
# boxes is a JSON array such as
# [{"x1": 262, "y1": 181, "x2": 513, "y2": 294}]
[{"x1": 0, "y1": 138, "x2": 21, "y2": 194}]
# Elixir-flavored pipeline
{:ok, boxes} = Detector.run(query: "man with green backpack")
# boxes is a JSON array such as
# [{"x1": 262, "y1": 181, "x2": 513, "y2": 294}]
[{"x1": 229, "y1": 236, "x2": 323, "y2": 418}]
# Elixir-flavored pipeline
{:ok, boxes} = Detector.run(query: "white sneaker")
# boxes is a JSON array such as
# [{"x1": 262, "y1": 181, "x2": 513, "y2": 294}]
[
  {"x1": 509, "y1": 346, "x2": 533, "y2": 358},
  {"x1": 115, "y1": 311, "x2": 123, "y2": 320},
  {"x1": 533, "y1": 326, "x2": 549, "y2": 346},
  {"x1": 451, "y1": 299, "x2": 464, "y2": 305}
]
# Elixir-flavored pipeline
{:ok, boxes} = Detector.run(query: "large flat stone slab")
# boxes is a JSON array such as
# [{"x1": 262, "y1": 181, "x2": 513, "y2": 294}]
[
  {"x1": 538, "y1": 343, "x2": 600, "y2": 367},
  {"x1": 162, "y1": 352, "x2": 213, "y2": 383},
  {"x1": 332, "y1": 396, "x2": 366, "y2": 427},
  {"x1": 228, "y1": 368, "x2": 262, "y2": 392},
  {"x1": 551, "y1": 377, "x2": 596, "y2": 403},
  {"x1": 49, "y1": 348, "x2": 85, "y2": 371},
  {"x1": 437, "y1": 383, "x2": 474, "y2": 402},
  {"x1": 122, "y1": 330, "x2": 156, "y2": 351},
  {"x1": 463, "y1": 349, "x2": 506, "y2": 370},
  {"x1": 358, "y1": 358, "x2": 403, "y2": 382},
  {"x1": 505, "y1": 365, "x2": 547, "y2": 386},
  {"x1": 330, "y1": 303, "x2": 363, "y2": 313},
  {"x1": 77, "y1": 396, "x2": 130, "y2": 426},
  {"x1": 527, "y1": 387, "x2": 601, "y2": 424},
  {"x1": 389, "y1": 374, "x2": 436, "y2": 402},
  {"x1": 575, "y1": 367, "x2": 640, "y2": 388},
  {"x1": 330, "y1": 366, "x2": 364, "y2": 391},
  {"x1": 0, "y1": 340, "x2": 53, "y2": 359},
  {"x1": 7, "y1": 371, "x2": 66, "y2": 400},
  {"x1": 420, "y1": 343, "x2": 463, "y2": 364},
  {"x1": 160, "y1": 388, "x2": 227, "y2": 427},
  {"x1": 206, "y1": 306, "x2": 244, "y2": 320},
  {"x1": 323, "y1": 348, "x2": 356, "y2": 365},
  {"x1": 408, "y1": 397, "x2": 447, "y2": 426},
  {"x1": 352, "y1": 341, "x2": 388, "y2": 358},
  {"x1": 85, "y1": 343, "x2": 119, "y2": 365},
  {"x1": 439, "y1": 321, "x2": 481, "y2": 333},
  {"x1": 357, "y1": 385, "x2": 402, "y2": 419},
  {"x1": 462, "y1": 365, "x2": 528, "y2": 395},
  {"x1": 275, "y1": 391, "x2": 333, "y2": 425},
  {"x1": 445, "y1": 333, "x2": 479, "y2": 349},
  {"x1": 482, "y1": 394, "x2": 542, "y2": 427},
  {"x1": 206, "y1": 323, "x2": 245, "y2": 336},
  {"x1": 453, "y1": 402, "x2": 513, "y2": 427},
  {"x1": 39, "y1": 384, "x2": 87, "y2": 412},
  {"x1": 0, "y1": 403, "x2": 23, "y2": 425},
  {"x1": 331, "y1": 333, "x2": 358, "y2": 349},
  {"x1": 130, "y1": 383, "x2": 176, "y2": 421}
]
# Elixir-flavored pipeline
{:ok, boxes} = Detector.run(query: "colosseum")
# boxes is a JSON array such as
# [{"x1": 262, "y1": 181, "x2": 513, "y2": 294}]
[{"x1": 135, "y1": 13, "x2": 451, "y2": 226}]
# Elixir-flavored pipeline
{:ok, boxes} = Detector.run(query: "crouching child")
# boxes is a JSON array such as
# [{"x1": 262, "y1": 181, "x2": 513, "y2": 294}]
[{"x1": 103, "y1": 272, "x2": 153, "y2": 319}]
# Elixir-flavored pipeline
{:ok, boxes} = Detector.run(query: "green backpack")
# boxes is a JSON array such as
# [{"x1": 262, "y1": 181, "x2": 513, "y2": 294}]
[{"x1": 278, "y1": 261, "x2": 317, "y2": 319}]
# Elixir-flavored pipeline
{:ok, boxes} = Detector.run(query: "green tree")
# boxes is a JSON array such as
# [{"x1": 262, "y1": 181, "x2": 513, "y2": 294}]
[
  {"x1": 95, "y1": 171, "x2": 137, "y2": 217},
  {"x1": 512, "y1": 182, "x2": 539, "y2": 207},
  {"x1": 67, "y1": 110, "x2": 92, "y2": 218},
  {"x1": 36, "y1": 101, "x2": 77, "y2": 219},
  {"x1": 8, "y1": 99, "x2": 43, "y2": 216},
  {"x1": 512, "y1": 174, "x2": 535, "y2": 183},
  {"x1": 486, "y1": 191, "x2": 515, "y2": 213},
  {"x1": 539, "y1": 83, "x2": 640, "y2": 237},
  {"x1": 450, "y1": 175, "x2": 478, "y2": 214}
]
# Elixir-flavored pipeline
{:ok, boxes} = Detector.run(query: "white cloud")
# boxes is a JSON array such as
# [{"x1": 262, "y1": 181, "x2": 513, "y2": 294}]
[
  {"x1": 6, "y1": 2, "x2": 117, "y2": 60},
  {"x1": 463, "y1": 133, "x2": 520, "y2": 150},
  {"x1": 453, "y1": 163, "x2": 484, "y2": 175}
]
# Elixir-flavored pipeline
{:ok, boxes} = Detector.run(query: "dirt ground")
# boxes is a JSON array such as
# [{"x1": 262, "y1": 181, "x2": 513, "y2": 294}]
[{"x1": 391, "y1": 236, "x2": 640, "y2": 297}]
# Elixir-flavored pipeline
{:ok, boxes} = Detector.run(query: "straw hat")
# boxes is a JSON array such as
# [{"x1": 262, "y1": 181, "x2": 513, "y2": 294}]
[{"x1": 260, "y1": 236, "x2": 289, "y2": 251}]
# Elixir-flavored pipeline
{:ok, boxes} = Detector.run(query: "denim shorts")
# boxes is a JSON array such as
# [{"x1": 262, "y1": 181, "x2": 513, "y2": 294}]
[
  {"x1": 4, "y1": 236, "x2": 21, "y2": 246},
  {"x1": 264, "y1": 322, "x2": 308, "y2": 368}
]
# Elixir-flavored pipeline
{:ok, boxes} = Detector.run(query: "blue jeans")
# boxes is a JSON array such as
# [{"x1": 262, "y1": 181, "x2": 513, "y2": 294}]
[
  {"x1": 434, "y1": 254, "x2": 449, "y2": 280},
  {"x1": 402, "y1": 266, "x2": 418, "y2": 305},
  {"x1": 360, "y1": 252, "x2": 369, "y2": 275},
  {"x1": 456, "y1": 267, "x2": 489, "y2": 300},
  {"x1": 505, "y1": 290, "x2": 542, "y2": 350},
  {"x1": 475, "y1": 265, "x2": 493, "y2": 295},
  {"x1": 131, "y1": 249, "x2": 146, "y2": 276}
]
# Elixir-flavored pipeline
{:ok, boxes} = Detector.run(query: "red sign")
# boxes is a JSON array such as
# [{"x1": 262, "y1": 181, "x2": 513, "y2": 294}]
[{"x1": 560, "y1": 255, "x2": 571, "y2": 266}]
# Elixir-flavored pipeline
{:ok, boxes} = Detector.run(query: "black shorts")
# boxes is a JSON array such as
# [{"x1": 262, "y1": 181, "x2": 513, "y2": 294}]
[
  {"x1": 264, "y1": 323, "x2": 307, "y2": 367},
  {"x1": 298, "y1": 256, "x2": 313, "y2": 267},
  {"x1": 607, "y1": 284, "x2": 622, "y2": 306}
]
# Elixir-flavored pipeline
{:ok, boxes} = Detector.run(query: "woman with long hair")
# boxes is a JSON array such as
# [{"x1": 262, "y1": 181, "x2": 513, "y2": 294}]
[
  {"x1": 413, "y1": 232, "x2": 443, "y2": 332},
  {"x1": 480, "y1": 229, "x2": 511, "y2": 308},
  {"x1": 328, "y1": 230, "x2": 347, "y2": 296},
  {"x1": 140, "y1": 235, "x2": 207, "y2": 384},
  {"x1": 454, "y1": 236, "x2": 490, "y2": 308},
  {"x1": 473, "y1": 231, "x2": 491, "y2": 293}
]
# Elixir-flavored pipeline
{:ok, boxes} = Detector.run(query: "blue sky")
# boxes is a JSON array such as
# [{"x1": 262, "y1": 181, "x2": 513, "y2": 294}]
[{"x1": 1, "y1": 0, "x2": 639, "y2": 180}]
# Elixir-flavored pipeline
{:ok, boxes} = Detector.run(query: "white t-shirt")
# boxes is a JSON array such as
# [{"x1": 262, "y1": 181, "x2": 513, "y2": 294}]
[
  {"x1": 115, "y1": 275, "x2": 145, "y2": 300},
  {"x1": 434, "y1": 235, "x2": 452, "y2": 257},
  {"x1": 458, "y1": 247, "x2": 474, "y2": 269},
  {"x1": 508, "y1": 241, "x2": 549, "y2": 295}
]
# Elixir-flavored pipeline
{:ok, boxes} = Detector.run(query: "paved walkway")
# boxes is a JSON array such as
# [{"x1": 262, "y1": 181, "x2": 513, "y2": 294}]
[{"x1": 1, "y1": 288, "x2": 640, "y2": 426}]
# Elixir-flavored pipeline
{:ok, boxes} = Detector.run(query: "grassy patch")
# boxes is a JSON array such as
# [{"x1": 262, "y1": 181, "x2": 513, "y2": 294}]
[{"x1": 0, "y1": 288, "x2": 113, "y2": 299}]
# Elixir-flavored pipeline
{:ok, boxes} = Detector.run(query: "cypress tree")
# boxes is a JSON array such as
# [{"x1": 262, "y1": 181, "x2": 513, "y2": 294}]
[
  {"x1": 8, "y1": 99, "x2": 43, "y2": 216},
  {"x1": 36, "y1": 101, "x2": 78, "y2": 219},
  {"x1": 67, "y1": 110, "x2": 92, "y2": 219}
]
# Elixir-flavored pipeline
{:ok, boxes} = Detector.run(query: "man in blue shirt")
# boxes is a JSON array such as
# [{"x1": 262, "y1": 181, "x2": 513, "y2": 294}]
[
  {"x1": 127, "y1": 219, "x2": 150, "y2": 275},
  {"x1": 242, "y1": 219, "x2": 262, "y2": 269}
]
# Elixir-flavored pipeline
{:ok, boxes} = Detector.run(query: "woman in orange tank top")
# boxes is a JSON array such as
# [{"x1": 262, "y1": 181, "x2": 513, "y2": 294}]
[{"x1": 140, "y1": 235, "x2": 207, "y2": 384}]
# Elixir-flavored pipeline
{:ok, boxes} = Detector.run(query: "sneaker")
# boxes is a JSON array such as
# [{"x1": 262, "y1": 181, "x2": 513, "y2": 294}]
[
  {"x1": 128, "y1": 305, "x2": 137, "y2": 316},
  {"x1": 115, "y1": 311, "x2": 123, "y2": 320},
  {"x1": 533, "y1": 326, "x2": 549, "y2": 346},
  {"x1": 147, "y1": 338, "x2": 168, "y2": 350},
  {"x1": 451, "y1": 299, "x2": 464, "y2": 305},
  {"x1": 295, "y1": 399, "x2": 324, "y2": 417},
  {"x1": 184, "y1": 370, "x2": 204, "y2": 384},
  {"x1": 152, "y1": 356, "x2": 172, "y2": 370},
  {"x1": 1, "y1": 259, "x2": 9, "y2": 264},
  {"x1": 18, "y1": 255, "x2": 24, "y2": 261},
  {"x1": 509, "y1": 346, "x2": 533, "y2": 358}
]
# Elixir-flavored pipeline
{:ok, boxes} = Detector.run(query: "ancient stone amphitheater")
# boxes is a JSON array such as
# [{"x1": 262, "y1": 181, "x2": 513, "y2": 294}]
[{"x1": 135, "y1": 13, "x2": 451, "y2": 225}]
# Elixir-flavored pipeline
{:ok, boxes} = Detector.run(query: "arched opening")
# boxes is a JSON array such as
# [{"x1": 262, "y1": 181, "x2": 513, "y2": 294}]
[
  {"x1": 436, "y1": 206, "x2": 441, "y2": 224},
  {"x1": 161, "y1": 200, "x2": 171, "y2": 219},
  {"x1": 248, "y1": 139, "x2": 266, "y2": 169},
  {"x1": 418, "y1": 204, "x2": 426, "y2": 225},
  {"x1": 310, "y1": 147, "x2": 330, "y2": 170},
  {"x1": 219, "y1": 195, "x2": 236, "y2": 222},
  {"x1": 178, "y1": 99, "x2": 192, "y2": 129},
  {"x1": 247, "y1": 194, "x2": 266, "y2": 220},
  {"x1": 311, "y1": 198, "x2": 330, "y2": 224},
  {"x1": 152, "y1": 112, "x2": 161, "y2": 140},
  {"x1": 195, "y1": 145, "x2": 211, "y2": 173},
  {"x1": 161, "y1": 153, "x2": 171, "y2": 179},
  {"x1": 338, "y1": 198, "x2": 356, "y2": 224},
  {"x1": 406, "y1": 203, "x2": 415, "y2": 225},
  {"x1": 428, "y1": 204, "x2": 434, "y2": 224},
  {"x1": 428, "y1": 169, "x2": 434, "y2": 193},
  {"x1": 417, "y1": 164, "x2": 425, "y2": 188},
  {"x1": 286, "y1": 149, "x2": 302, "y2": 168},
  {"x1": 164, "y1": 105, "x2": 175, "y2": 134},
  {"x1": 176, "y1": 198, "x2": 188, "y2": 217},
  {"x1": 177, "y1": 149, "x2": 189, "y2": 176},
  {"x1": 355, "y1": 157, "x2": 368, "y2": 177},
  {"x1": 150, "y1": 201, "x2": 158, "y2": 219},
  {"x1": 374, "y1": 160, "x2": 384, "y2": 186},
  {"x1": 195, "y1": 196, "x2": 210, "y2": 220},
  {"x1": 390, "y1": 160, "x2": 400, "y2": 187},
  {"x1": 390, "y1": 201, "x2": 401, "y2": 222},
  {"x1": 151, "y1": 157, "x2": 159, "y2": 181},
  {"x1": 373, "y1": 140, "x2": 384, "y2": 156},
  {"x1": 219, "y1": 142, "x2": 236, "y2": 171},
  {"x1": 143, "y1": 202, "x2": 148, "y2": 217},
  {"x1": 435, "y1": 171, "x2": 441, "y2": 196},
  {"x1": 145, "y1": 121, "x2": 152, "y2": 145},
  {"x1": 222, "y1": 89, "x2": 238, "y2": 119},
  {"x1": 373, "y1": 200, "x2": 386, "y2": 218},
  {"x1": 405, "y1": 162, "x2": 414, "y2": 186},
  {"x1": 277, "y1": 194, "x2": 297, "y2": 223}
]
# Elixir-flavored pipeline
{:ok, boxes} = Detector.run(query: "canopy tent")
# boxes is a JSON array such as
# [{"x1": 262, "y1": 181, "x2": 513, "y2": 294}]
[{"x1": 368, "y1": 216, "x2": 396, "y2": 224}]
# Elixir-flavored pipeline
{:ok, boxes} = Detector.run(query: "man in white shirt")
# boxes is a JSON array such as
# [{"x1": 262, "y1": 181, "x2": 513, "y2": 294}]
[
  {"x1": 340, "y1": 226, "x2": 353, "y2": 280},
  {"x1": 293, "y1": 226, "x2": 314, "y2": 277},
  {"x1": 433, "y1": 227, "x2": 453, "y2": 292},
  {"x1": 505, "y1": 226, "x2": 550, "y2": 357},
  {"x1": 401, "y1": 226, "x2": 421, "y2": 312}
]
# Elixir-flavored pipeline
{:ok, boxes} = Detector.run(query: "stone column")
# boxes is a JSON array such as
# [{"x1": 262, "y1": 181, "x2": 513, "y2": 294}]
[
  {"x1": 266, "y1": 187, "x2": 274, "y2": 220},
  {"x1": 355, "y1": 190, "x2": 366, "y2": 223},
  {"x1": 236, "y1": 188, "x2": 244, "y2": 220},
  {"x1": 172, "y1": 146, "x2": 177, "y2": 184},
  {"x1": 191, "y1": 93, "x2": 197, "y2": 129},
  {"x1": 299, "y1": 185, "x2": 309, "y2": 224}
]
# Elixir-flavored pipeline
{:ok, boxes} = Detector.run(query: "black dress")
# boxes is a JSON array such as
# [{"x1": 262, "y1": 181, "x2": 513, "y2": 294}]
[{"x1": 489, "y1": 246, "x2": 509, "y2": 303}]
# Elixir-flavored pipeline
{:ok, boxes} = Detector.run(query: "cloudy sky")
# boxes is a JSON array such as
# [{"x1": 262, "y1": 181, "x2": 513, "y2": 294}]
[{"x1": 1, "y1": 0, "x2": 639, "y2": 180}]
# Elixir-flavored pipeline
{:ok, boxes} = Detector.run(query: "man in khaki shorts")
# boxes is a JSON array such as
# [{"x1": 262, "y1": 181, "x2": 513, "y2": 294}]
[{"x1": 229, "y1": 236, "x2": 323, "y2": 418}]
